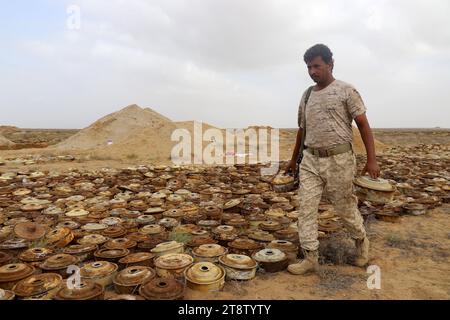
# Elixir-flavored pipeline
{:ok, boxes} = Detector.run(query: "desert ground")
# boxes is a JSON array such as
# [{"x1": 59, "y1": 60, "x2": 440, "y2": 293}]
[{"x1": 0, "y1": 105, "x2": 449, "y2": 300}]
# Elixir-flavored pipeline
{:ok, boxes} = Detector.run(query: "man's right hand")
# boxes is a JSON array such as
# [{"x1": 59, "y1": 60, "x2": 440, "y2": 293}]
[{"x1": 284, "y1": 159, "x2": 297, "y2": 175}]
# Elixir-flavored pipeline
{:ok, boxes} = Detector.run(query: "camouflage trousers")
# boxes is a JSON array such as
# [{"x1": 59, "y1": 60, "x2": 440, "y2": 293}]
[{"x1": 297, "y1": 149, "x2": 366, "y2": 251}]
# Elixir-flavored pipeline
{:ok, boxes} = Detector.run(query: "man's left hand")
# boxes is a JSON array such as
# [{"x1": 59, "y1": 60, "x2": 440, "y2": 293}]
[{"x1": 361, "y1": 159, "x2": 380, "y2": 179}]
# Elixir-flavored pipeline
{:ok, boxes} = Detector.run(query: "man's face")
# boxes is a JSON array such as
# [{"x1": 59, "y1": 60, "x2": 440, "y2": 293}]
[{"x1": 306, "y1": 56, "x2": 333, "y2": 84}]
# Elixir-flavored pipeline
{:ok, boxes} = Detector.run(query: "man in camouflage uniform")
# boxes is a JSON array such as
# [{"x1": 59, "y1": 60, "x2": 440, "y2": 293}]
[{"x1": 285, "y1": 44, "x2": 380, "y2": 275}]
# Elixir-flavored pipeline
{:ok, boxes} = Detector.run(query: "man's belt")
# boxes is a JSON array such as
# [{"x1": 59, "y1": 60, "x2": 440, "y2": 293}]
[{"x1": 305, "y1": 143, "x2": 352, "y2": 158}]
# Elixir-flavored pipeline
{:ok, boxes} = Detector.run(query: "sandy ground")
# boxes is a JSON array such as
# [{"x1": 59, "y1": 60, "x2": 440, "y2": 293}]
[{"x1": 0, "y1": 126, "x2": 388, "y2": 166}]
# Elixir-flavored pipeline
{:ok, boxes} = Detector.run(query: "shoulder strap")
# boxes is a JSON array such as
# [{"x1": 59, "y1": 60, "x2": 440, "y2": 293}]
[{"x1": 297, "y1": 86, "x2": 314, "y2": 164}]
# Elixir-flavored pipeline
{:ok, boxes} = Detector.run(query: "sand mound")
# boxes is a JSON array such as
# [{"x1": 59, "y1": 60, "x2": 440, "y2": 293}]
[
  {"x1": 278, "y1": 127, "x2": 386, "y2": 161},
  {"x1": 0, "y1": 134, "x2": 16, "y2": 148},
  {"x1": 0, "y1": 126, "x2": 20, "y2": 135},
  {"x1": 0, "y1": 126, "x2": 19, "y2": 149},
  {"x1": 175, "y1": 121, "x2": 221, "y2": 133},
  {"x1": 55, "y1": 104, "x2": 173, "y2": 151},
  {"x1": 90, "y1": 120, "x2": 179, "y2": 161},
  {"x1": 43, "y1": 104, "x2": 385, "y2": 164},
  {"x1": 90, "y1": 120, "x2": 227, "y2": 161},
  {"x1": 247, "y1": 125, "x2": 274, "y2": 130}
]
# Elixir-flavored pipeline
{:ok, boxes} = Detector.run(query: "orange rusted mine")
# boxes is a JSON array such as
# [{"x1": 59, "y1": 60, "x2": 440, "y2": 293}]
[
  {"x1": 218, "y1": 254, "x2": 257, "y2": 281},
  {"x1": 186, "y1": 235, "x2": 217, "y2": 248},
  {"x1": 252, "y1": 248, "x2": 289, "y2": 273},
  {"x1": 0, "y1": 288, "x2": 15, "y2": 300},
  {"x1": 14, "y1": 222, "x2": 46, "y2": 241},
  {"x1": 94, "y1": 248, "x2": 130, "y2": 262},
  {"x1": 107, "y1": 294, "x2": 144, "y2": 300},
  {"x1": 118, "y1": 252, "x2": 155, "y2": 269},
  {"x1": 39, "y1": 254, "x2": 80, "y2": 278},
  {"x1": 101, "y1": 226, "x2": 127, "y2": 238},
  {"x1": 55, "y1": 279, "x2": 104, "y2": 300},
  {"x1": 104, "y1": 238, "x2": 137, "y2": 250},
  {"x1": 63, "y1": 244, "x2": 98, "y2": 262},
  {"x1": 267, "y1": 240, "x2": 298, "y2": 264},
  {"x1": 154, "y1": 253, "x2": 193, "y2": 279},
  {"x1": 126, "y1": 232, "x2": 150, "y2": 243},
  {"x1": 45, "y1": 227, "x2": 75, "y2": 248}
]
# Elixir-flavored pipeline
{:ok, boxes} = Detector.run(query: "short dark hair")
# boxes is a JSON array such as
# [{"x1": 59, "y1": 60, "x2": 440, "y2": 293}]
[{"x1": 303, "y1": 44, "x2": 333, "y2": 64}]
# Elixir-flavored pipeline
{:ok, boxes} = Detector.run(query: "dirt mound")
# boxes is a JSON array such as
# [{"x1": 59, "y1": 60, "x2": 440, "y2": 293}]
[
  {"x1": 278, "y1": 127, "x2": 386, "y2": 161},
  {"x1": 247, "y1": 125, "x2": 274, "y2": 130},
  {"x1": 352, "y1": 127, "x2": 387, "y2": 154},
  {"x1": 55, "y1": 104, "x2": 173, "y2": 151},
  {"x1": 9, "y1": 104, "x2": 385, "y2": 163},
  {"x1": 52, "y1": 109, "x2": 231, "y2": 163}
]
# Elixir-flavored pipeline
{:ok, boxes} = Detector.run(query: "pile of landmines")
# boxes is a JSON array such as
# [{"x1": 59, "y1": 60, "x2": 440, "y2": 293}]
[
  {"x1": 356, "y1": 144, "x2": 449, "y2": 221},
  {"x1": 0, "y1": 146, "x2": 448, "y2": 299},
  {"x1": 0, "y1": 155, "x2": 77, "y2": 167}
]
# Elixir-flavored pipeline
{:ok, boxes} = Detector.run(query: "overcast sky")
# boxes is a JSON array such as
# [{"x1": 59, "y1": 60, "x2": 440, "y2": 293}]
[{"x1": 1, "y1": 0, "x2": 449, "y2": 129}]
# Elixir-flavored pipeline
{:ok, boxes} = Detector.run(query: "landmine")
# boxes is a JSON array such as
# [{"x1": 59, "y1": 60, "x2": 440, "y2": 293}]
[{"x1": 0, "y1": 144, "x2": 448, "y2": 299}]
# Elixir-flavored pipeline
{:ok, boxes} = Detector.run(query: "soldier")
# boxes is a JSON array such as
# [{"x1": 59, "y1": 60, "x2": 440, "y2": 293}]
[{"x1": 285, "y1": 44, "x2": 380, "y2": 275}]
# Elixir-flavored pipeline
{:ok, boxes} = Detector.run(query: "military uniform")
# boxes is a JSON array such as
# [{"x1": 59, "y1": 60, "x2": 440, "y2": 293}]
[{"x1": 296, "y1": 79, "x2": 367, "y2": 252}]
